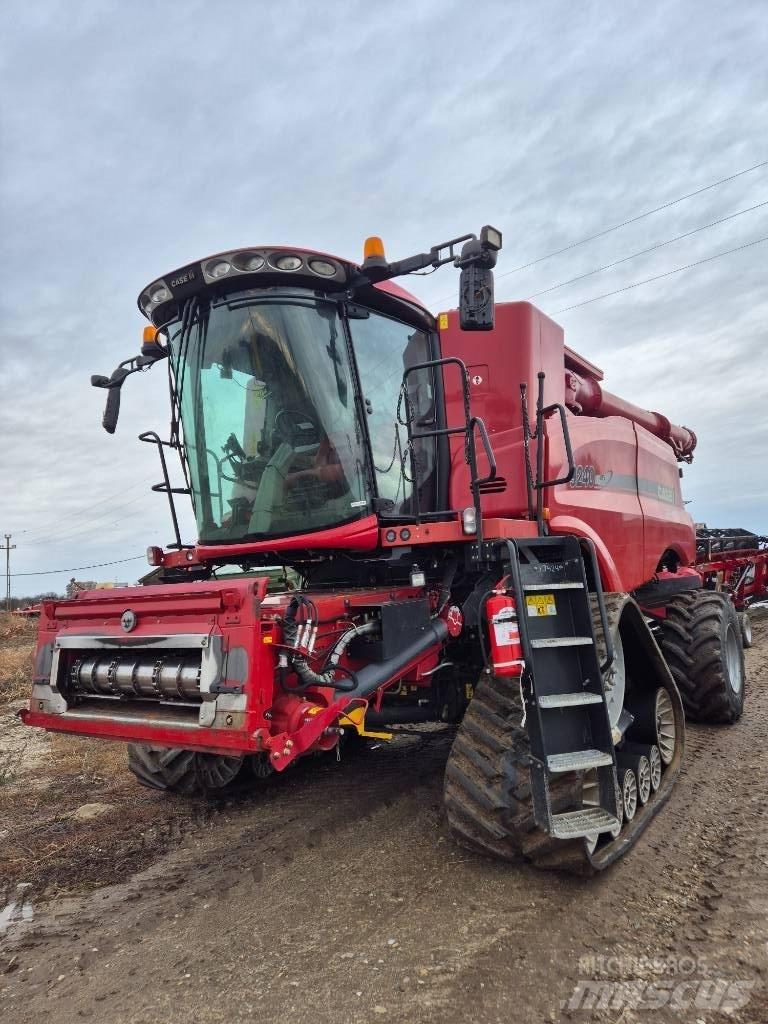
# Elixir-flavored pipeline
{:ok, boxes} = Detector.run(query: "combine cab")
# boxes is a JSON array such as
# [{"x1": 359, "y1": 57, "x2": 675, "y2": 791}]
[{"x1": 22, "y1": 228, "x2": 747, "y2": 872}]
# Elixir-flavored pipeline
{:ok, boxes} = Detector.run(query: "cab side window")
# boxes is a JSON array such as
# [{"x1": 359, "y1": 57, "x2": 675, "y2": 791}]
[{"x1": 351, "y1": 313, "x2": 436, "y2": 514}]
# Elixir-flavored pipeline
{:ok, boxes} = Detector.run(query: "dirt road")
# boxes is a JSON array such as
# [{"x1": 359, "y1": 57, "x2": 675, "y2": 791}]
[{"x1": 1, "y1": 618, "x2": 767, "y2": 1023}]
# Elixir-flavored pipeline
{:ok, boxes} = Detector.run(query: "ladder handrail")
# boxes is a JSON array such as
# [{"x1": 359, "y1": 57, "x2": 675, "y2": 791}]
[{"x1": 399, "y1": 357, "x2": 497, "y2": 544}]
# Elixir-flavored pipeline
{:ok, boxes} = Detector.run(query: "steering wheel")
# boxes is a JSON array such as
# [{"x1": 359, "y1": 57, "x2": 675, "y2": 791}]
[{"x1": 272, "y1": 408, "x2": 320, "y2": 448}]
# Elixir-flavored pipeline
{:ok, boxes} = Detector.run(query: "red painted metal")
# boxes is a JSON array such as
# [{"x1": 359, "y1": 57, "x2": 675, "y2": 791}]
[
  {"x1": 23, "y1": 577, "x2": 447, "y2": 761},
  {"x1": 438, "y1": 301, "x2": 698, "y2": 593},
  {"x1": 378, "y1": 517, "x2": 538, "y2": 549},
  {"x1": 195, "y1": 514, "x2": 380, "y2": 562},
  {"x1": 564, "y1": 371, "x2": 697, "y2": 461},
  {"x1": 696, "y1": 547, "x2": 768, "y2": 611}
]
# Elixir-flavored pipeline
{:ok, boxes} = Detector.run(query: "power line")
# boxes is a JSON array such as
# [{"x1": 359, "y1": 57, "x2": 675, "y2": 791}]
[
  {"x1": 21, "y1": 497, "x2": 160, "y2": 547},
  {"x1": 11, "y1": 555, "x2": 146, "y2": 578},
  {"x1": 552, "y1": 234, "x2": 768, "y2": 314},
  {"x1": 502, "y1": 159, "x2": 768, "y2": 277},
  {"x1": 423, "y1": 158, "x2": 768, "y2": 309},
  {"x1": 526, "y1": 199, "x2": 768, "y2": 300},
  {"x1": 13, "y1": 475, "x2": 158, "y2": 537}
]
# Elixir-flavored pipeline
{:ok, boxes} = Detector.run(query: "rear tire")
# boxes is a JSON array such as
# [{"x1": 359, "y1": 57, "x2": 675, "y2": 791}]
[
  {"x1": 658, "y1": 592, "x2": 745, "y2": 724},
  {"x1": 127, "y1": 744, "x2": 245, "y2": 794},
  {"x1": 739, "y1": 611, "x2": 753, "y2": 649}
]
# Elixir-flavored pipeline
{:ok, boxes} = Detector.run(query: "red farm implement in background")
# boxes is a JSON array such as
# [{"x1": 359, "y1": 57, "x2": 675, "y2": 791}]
[
  {"x1": 12, "y1": 605, "x2": 41, "y2": 619},
  {"x1": 695, "y1": 528, "x2": 768, "y2": 641},
  {"x1": 20, "y1": 226, "x2": 755, "y2": 873}
]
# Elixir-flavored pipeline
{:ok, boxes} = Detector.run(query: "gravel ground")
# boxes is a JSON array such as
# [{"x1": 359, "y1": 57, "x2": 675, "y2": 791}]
[{"x1": 0, "y1": 615, "x2": 766, "y2": 1023}]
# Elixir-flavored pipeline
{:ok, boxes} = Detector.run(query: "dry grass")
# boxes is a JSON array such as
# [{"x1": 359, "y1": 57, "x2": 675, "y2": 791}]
[
  {"x1": 0, "y1": 612, "x2": 37, "y2": 704},
  {"x1": 49, "y1": 731, "x2": 128, "y2": 780}
]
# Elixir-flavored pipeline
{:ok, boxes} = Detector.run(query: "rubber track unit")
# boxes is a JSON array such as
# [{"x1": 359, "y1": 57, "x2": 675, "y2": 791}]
[
  {"x1": 127, "y1": 744, "x2": 244, "y2": 794},
  {"x1": 443, "y1": 594, "x2": 683, "y2": 873},
  {"x1": 658, "y1": 591, "x2": 745, "y2": 724}
]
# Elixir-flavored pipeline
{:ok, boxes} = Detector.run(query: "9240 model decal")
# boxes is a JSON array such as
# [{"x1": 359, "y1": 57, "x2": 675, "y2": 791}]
[{"x1": 568, "y1": 465, "x2": 677, "y2": 504}]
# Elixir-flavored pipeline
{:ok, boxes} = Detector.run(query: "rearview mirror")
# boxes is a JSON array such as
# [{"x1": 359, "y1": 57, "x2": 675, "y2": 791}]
[
  {"x1": 458, "y1": 225, "x2": 501, "y2": 331},
  {"x1": 459, "y1": 260, "x2": 495, "y2": 331}
]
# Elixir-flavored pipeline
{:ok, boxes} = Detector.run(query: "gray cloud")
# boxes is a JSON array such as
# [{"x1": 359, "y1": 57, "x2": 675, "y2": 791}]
[{"x1": 1, "y1": 0, "x2": 766, "y2": 594}]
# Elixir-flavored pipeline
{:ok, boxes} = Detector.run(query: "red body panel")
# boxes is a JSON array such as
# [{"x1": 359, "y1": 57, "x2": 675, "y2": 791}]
[
  {"x1": 21, "y1": 578, "x2": 446, "y2": 763},
  {"x1": 438, "y1": 301, "x2": 696, "y2": 591},
  {"x1": 195, "y1": 514, "x2": 380, "y2": 561}
]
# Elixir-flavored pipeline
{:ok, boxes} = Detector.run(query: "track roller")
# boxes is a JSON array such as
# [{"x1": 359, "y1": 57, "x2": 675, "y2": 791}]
[
  {"x1": 619, "y1": 767, "x2": 638, "y2": 822},
  {"x1": 618, "y1": 751, "x2": 651, "y2": 805},
  {"x1": 622, "y1": 741, "x2": 662, "y2": 794}
]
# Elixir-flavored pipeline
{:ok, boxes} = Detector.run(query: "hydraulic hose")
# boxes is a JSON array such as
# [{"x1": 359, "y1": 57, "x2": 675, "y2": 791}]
[{"x1": 282, "y1": 598, "x2": 376, "y2": 689}]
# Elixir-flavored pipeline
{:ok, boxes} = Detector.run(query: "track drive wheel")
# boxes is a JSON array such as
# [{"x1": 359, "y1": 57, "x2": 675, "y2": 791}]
[
  {"x1": 127, "y1": 744, "x2": 245, "y2": 794},
  {"x1": 658, "y1": 592, "x2": 745, "y2": 724}
]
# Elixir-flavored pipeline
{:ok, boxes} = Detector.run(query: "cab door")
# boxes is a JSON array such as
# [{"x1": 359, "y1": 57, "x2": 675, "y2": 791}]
[{"x1": 350, "y1": 312, "x2": 438, "y2": 516}]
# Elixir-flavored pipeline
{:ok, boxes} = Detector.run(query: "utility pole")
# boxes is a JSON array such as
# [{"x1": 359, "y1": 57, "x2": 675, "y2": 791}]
[{"x1": 2, "y1": 534, "x2": 15, "y2": 612}]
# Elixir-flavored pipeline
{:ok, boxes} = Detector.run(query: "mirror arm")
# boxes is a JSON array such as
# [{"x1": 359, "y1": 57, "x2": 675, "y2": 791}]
[{"x1": 91, "y1": 348, "x2": 168, "y2": 434}]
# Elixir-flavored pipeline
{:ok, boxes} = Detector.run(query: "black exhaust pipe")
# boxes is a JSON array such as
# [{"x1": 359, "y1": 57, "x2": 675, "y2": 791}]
[{"x1": 343, "y1": 618, "x2": 449, "y2": 700}]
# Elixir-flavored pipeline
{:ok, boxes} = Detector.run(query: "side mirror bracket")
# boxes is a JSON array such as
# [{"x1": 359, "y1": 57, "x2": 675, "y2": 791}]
[{"x1": 91, "y1": 347, "x2": 167, "y2": 434}]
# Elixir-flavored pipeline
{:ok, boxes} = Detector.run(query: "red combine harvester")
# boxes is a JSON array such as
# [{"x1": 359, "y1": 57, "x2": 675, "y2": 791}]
[{"x1": 22, "y1": 229, "x2": 752, "y2": 872}]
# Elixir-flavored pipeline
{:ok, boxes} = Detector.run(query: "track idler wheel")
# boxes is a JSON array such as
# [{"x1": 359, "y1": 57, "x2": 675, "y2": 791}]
[
  {"x1": 127, "y1": 744, "x2": 245, "y2": 795},
  {"x1": 628, "y1": 687, "x2": 676, "y2": 765}
]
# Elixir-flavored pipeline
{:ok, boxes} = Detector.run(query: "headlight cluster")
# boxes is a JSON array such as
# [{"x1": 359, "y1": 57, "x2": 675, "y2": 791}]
[{"x1": 139, "y1": 249, "x2": 348, "y2": 318}]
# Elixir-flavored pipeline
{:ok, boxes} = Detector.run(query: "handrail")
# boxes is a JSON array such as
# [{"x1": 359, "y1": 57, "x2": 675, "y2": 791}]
[{"x1": 139, "y1": 431, "x2": 185, "y2": 550}]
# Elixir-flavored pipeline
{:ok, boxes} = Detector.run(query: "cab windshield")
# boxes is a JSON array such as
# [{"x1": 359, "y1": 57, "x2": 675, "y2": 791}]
[{"x1": 169, "y1": 291, "x2": 369, "y2": 543}]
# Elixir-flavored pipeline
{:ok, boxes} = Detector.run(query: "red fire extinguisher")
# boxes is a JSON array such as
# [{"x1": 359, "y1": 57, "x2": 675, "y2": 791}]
[{"x1": 486, "y1": 589, "x2": 524, "y2": 677}]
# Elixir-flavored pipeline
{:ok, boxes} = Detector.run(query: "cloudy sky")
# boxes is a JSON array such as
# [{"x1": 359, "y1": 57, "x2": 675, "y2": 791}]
[{"x1": 1, "y1": 1, "x2": 766, "y2": 596}]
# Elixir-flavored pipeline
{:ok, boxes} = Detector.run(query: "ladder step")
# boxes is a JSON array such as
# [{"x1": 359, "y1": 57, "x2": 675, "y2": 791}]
[
  {"x1": 551, "y1": 807, "x2": 620, "y2": 840},
  {"x1": 547, "y1": 749, "x2": 614, "y2": 772},
  {"x1": 538, "y1": 692, "x2": 604, "y2": 709},
  {"x1": 530, "y1": 636, "x2": 594, "y2": 649},
  {"x1": 523, "y1": 583, "x2": 584, "y2": 591}
]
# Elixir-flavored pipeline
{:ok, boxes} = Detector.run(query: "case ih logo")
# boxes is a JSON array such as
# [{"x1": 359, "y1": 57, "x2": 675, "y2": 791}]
[{"x1": 170, "y1": 270, "x2": 196, "y2": 288}]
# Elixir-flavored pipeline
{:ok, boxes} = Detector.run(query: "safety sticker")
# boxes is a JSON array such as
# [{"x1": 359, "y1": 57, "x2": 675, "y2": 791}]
[
  {"x1": 438, "y1": 313, "x2": 449, "y2": 330},
  {"x1": 526, "y1": 594, "x2": 557, "y2": 617}
]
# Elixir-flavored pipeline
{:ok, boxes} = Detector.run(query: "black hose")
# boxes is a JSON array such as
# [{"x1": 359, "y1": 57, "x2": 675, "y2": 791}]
[{"x1": 282, "y1": 597, "x2": 357, "y2": 691}]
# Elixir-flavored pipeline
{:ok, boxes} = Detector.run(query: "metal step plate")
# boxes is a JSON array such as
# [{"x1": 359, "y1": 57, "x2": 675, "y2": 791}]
[
  {"x1": 523, "y1": 583, "x2": 585, "y2": 591},
  {"x1": 530, "y1": 636, "x2": 594, "y2": 649},
  {"x1": 547, "y1": 749, "x2": 614, "y2": 772},
  {"x1": 538, "y1": 692, "x2": 604, "y2": 709},
  {"x1": 551, "y1": 807, "x2": 620, "y2": 840}
]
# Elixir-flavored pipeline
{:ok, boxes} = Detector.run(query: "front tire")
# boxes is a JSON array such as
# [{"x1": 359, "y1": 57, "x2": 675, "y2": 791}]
[
  {"x1": 659, "y1": 592, "x2": 745, "y2": 724},
  {"x1": 127, "y1": 744, "x2": 245, "y2": 794}
]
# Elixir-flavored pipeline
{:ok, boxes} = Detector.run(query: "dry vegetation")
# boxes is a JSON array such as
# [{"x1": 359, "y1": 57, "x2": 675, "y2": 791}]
[{"x1": 0, "y1": 614, "x2": 36, "y2": 705}]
